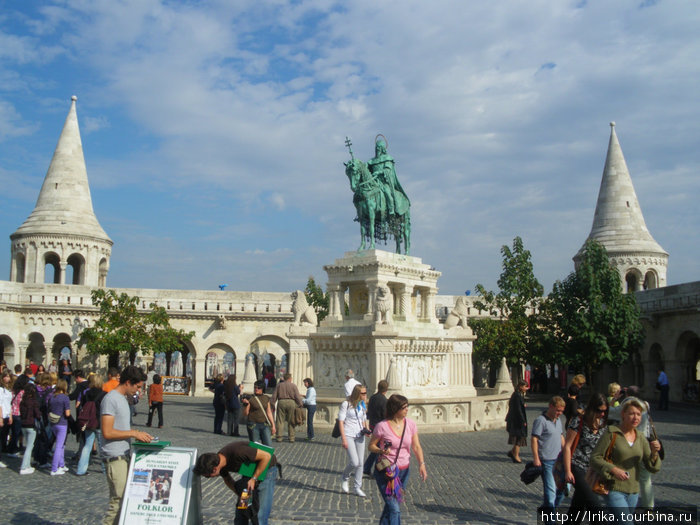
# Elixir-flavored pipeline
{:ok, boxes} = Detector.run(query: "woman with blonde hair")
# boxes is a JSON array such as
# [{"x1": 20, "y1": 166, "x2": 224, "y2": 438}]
[
  {"x1": 48, "y1": 379, "x2": 71, "y2": 475},
  {"x1": 590, "y1": 399, "x2": 661, "y2": 524},
  {"x1": 338, "y1": 383, "x2": 370, "y2": 497}
]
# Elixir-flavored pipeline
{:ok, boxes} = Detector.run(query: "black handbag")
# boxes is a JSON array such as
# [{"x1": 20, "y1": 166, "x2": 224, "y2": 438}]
[
  {"x1": 331, "y1": 419, "x2": 341, "y2": 438},
  {"x1": 648, "y1": 415, "x2": 665, "y2": 461}
]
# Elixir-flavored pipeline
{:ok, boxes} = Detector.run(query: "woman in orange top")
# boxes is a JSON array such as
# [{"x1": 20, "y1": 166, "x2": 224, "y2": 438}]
[{"x1": 147, "y1": 374, "x2": 164, "y2": 428}]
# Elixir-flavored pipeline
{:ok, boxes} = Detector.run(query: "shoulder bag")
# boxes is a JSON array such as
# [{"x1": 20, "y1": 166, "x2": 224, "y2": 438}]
[
  {"x1": 376, "y1": 420, "x2": 406, "y2": 472},
  {"x1": 332, "y1": 401, "x2": 346, "y2": 438},
  {"x1": 585, "y1": 432, "x2": 617, "y2": 495}
]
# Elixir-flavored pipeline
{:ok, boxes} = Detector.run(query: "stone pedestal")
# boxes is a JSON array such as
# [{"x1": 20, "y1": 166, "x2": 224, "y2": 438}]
[{"x1": 292, "y1": 249, "x2": 501, "y2": 432}]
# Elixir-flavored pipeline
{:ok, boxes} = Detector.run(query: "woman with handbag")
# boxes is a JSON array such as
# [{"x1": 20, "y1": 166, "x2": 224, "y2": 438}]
[
  {"x1": 590, "y1": 399, "x2": 661, "y2": 525},
  {"x1": 47, "y1": 379, "x2": 71, "y2": 476},
  {"x1": 368, "y1": 394, "x2": 427, "y2": 525},
  {"x1": 505, "y1": 380, "x2": 528, "y2": 463},
  {"x1": 338, "y1": 384, "x2": 370, "y2": 497},
  {"x1": 563, "y1": 393, "x2": 608, "y2": 523}
]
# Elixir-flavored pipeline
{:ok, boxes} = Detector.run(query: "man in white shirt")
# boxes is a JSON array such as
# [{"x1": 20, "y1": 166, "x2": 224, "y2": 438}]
[{"x1": 344, "y1": 370, "x2": 361, "y2": 398}]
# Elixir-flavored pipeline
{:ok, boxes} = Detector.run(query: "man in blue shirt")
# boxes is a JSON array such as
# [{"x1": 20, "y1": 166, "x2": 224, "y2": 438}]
[
  {"x1": 531, "y1": 396, "x2": 566, "y2": 516},
  {"x1": 657, "y1": 369, "x2": 669, "y2": 410}
]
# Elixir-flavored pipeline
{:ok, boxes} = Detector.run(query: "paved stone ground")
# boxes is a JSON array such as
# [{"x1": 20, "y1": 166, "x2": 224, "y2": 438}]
[{"x1": 1, "y1": 397, "x2": 698, "y2": 524}]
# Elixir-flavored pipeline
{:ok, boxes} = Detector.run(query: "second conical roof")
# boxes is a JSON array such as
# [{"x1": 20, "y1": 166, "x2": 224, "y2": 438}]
[
  {"x1": 577, "y1": 122, "x2": 666, "y2": 258},
  {"x1": 12, "y1": 96, "x2": 111, "y2": 242}
]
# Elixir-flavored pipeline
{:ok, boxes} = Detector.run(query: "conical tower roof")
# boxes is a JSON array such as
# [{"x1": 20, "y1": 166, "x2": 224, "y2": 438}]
[
  {"x1": 12, "y1": 96, "x2": 111, "y2": 242},
  {"x1": 575, "y1": 122, "x2": 666, "y2": 260}
]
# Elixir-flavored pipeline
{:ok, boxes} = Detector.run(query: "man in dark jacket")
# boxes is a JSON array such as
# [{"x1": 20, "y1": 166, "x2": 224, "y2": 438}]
[
  {"x1": 363, "y1": 380, "x2": 388, "y2": 476},
  {"x1": 69, "y1": 370, "x2": 90, "y2": 416}
]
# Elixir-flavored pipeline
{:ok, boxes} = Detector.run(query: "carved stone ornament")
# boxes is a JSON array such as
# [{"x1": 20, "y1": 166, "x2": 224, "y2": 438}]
[{"x1": 291, "y1": 290, "x2": 318, "y2": 326}]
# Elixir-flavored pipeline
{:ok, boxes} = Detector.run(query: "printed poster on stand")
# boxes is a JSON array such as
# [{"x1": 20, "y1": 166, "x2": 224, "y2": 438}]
[{"x1": 119, "y1": 445, "x2": 201, "y2": 525}]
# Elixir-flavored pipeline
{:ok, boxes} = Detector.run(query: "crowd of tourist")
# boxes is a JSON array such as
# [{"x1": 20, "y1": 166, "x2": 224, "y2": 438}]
[
  {"x1": 0, "y1": 360, "x2": 162, "y2": 478},
  {"x1": 509, "y1": 373, "x2": 664, "y2": 525},
  {"x1": 2, "y1": 358, "x2": 671, "y2": 525}
]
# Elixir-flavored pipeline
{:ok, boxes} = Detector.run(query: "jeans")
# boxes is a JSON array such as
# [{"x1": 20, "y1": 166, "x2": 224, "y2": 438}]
[
  {"x1": 147, "y1": 402, "x2": 163, "y2": 427},
  {"x1": 247, "y1": 422, "x2": 273, "y2": 447},
  {"x1": 104, "y1": 456, "x2": 129, "y2": 525},
  {"x1": 374, "y1": 466, "x2": 410, "y2": 525},
  {"x1": 20, "y1": 427, "x2": 37, "y2": 470},
  {"x1": 541, "y1": 459, "x2": 565, "y2": 510},
  {"x1": 234, "y1": 464, "x2": 278, "y2": 525},
  {"x1": 227, "y1": 407, "x2": 241, "y2": 436},
  {"x1": 606, "y1": 490, "x2": 639, "y2": 525},
  {"x1": 76, "y1": 429, "x2": 97, "y2": 475},
  {"x1": 51, "y1": 424, "x2": 68, "y2": 472},
  {"x1": 342, "y1": 434, "x2": 366, "y2": 491},
  {"x1": 306, "y1": 405, "x2": 316, "y2": 439}
]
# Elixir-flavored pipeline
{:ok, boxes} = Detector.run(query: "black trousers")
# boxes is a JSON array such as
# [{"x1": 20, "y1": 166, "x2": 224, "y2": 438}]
[
  {"x1": 567, "y1": 464, "x2": 605, "y2": 524},
  {"x1": 147, "y1": 402, "x2": 163, "y2": 427}
]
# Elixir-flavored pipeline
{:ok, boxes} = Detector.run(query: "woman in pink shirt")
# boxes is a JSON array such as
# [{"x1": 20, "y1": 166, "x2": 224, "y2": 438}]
[{"x1": 368, "y1": 394, "x2": 427, "y2": 524}]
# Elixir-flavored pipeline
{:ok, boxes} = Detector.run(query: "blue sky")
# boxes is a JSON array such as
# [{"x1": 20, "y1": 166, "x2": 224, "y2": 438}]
[{"x1": 0, "y1": 1, "x2": 698, "y2": 295}]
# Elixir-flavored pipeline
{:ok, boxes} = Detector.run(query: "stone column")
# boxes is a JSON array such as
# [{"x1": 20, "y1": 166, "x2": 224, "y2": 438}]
[
  {"x1": 327, "y1": 284, "x2": 343, "y2": 321},
  {"x1": 401, "y1": 286, "x2": 415, "y2": 322},
  {"x1": 366, "y1": 281, "x2": 378, "y2": 319}
]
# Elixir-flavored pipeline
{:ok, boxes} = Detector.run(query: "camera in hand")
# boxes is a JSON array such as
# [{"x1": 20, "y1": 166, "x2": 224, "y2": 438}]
[
  {"x1": 383, "y1": 440, "x2": 392, "y2": 450},
  {"x1": 360, "y1": 428, "x2": 372, "y2": 436},
  {"x1": 240, "y1": 393, "x2": 253, "y2": 405}
]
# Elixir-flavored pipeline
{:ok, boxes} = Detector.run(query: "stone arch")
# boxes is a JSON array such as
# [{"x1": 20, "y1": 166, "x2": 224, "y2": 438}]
[
  {"x1": 0, "y1": 335, "x2": 15, "y2": 367},
  {"x1": 643, "y1": 270, "x2": 658, "y2": 290},
  {"x1": 624, "y1": 269, "x2": 643, "y2": 293},
  {"x1": 44, "y1": 252, "x2": 61, "y2": 284},
  {"x1": 13, "y1": 252, "x2": 26, "y2": 283},
  {"x1": 66, "y1": 253, "x2": 86, "y2": 285},
  {"x1": 676, "y1": 331, "x2": 700, "y2": 392},
  {"x1": 98, "y1": 258, "x2": 109, "y2": 287},
  {"x1": 52, "y1": 333, "x2": 72, "y2": 364},
  {"x1": 27, "y1": 332, "x2": 47, "y2": 366},
  {"x1": 204, "y1": 343, "x2": 236, "y2": 386},
  {"x1": 250, "y1": 335, "x2": 289, "y2": 382}
]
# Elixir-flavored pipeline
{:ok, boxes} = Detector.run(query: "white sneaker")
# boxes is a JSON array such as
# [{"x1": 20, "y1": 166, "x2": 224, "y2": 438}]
[
  {"x1": 50, "y1": 469, "x2": 65, "y2": 476},
  {"x1": 354, "y1": 488, "x2": 366, "y2": 497},
  {"x1": 20, "y1": 467, "x2": 35, "y2": 475},
  {"x1": 0, "y1": 461, "x2": 7, "y2": 468},
  {"x1": 341, "y1": 479, "x2": 349, "y2": 493},
  {"x1": 59, "y1": 466, "x2": 69, "y2": 472}
]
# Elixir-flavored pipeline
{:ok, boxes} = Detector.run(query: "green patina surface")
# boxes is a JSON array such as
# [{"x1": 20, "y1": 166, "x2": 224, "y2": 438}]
[{"x1": 344, "y1": 136, "x2": 411, "y2": 254}]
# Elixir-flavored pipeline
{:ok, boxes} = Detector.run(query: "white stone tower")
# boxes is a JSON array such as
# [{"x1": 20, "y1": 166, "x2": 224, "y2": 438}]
[
  {"x1": 9, "y1": 96, "x2": 112, "y2": 286},
  {"x1": 574, "y1": 122, "x2": 668, "y2": 292}
]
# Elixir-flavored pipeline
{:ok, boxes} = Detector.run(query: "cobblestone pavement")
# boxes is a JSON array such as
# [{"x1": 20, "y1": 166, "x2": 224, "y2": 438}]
[{"x1": 1, "y1": 397, "x2": 698, "y2": 524}]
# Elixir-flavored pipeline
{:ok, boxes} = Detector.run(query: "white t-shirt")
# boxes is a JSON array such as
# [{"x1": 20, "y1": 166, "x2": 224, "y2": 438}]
[{"x1": 338, "y1": 400, "x2": 367, "y2": 438}]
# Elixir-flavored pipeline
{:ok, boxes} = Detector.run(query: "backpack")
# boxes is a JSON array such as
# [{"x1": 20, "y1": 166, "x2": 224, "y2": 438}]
[{"x1": 77, "y1": 399, "x2": 99, "y2": 430}]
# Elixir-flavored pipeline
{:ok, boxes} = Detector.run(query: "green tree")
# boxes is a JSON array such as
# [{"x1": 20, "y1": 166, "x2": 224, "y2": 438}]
[
  {"x1": 77, "y1": 289, "x2": 194, "y2": 360},
  {"x1": 468, "y1": 237, "x2": 544, "y2": 368},
  {"x1": 304, "y1": 276, "x2": 329, "y2": 321},
  {"x1": 545, "y1": 240, "x2": 644, "y2": 375}
]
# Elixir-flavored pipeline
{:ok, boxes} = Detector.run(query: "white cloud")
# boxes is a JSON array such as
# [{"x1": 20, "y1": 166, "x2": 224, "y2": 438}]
[{"x1": 0, "y1": 0, "x2": 698, "y2": 293}]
